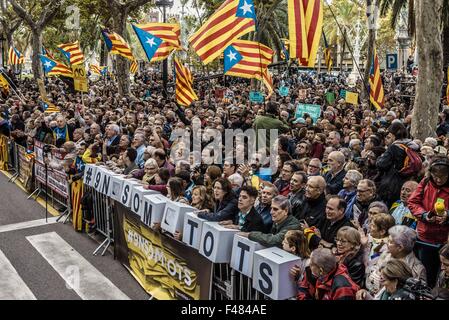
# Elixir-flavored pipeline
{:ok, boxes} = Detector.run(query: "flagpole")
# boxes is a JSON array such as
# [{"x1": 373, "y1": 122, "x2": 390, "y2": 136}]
[{"x1": 325, "y1": 2, "x2": 370, "y2": 97}]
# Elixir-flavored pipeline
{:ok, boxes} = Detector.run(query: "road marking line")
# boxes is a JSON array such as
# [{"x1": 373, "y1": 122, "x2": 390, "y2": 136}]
[
  {"x1": 0, "y1": 217, "x2": 59, "y2": 234},
  {"x1": 27, "y1": 232, "x2": 130, "y2": 300},
  {"x1": 0, "y1": 249, "x2": 37, "y2": 300}
]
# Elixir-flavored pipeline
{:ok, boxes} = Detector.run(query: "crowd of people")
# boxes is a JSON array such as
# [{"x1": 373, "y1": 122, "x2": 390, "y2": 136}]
[{"x1": 1, "y1": 64, "x2": 449, "y2": 300}]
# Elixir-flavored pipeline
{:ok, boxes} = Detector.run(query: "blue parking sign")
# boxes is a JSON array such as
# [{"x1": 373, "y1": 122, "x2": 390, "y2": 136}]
[{"x1": 386, "y1": 53, "x2": 398, "y2": 70}]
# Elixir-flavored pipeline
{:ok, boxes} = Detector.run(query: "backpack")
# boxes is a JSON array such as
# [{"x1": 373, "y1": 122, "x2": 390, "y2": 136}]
[{"x1": 396, "y1": 143, "x2": 423, "y2": 176}]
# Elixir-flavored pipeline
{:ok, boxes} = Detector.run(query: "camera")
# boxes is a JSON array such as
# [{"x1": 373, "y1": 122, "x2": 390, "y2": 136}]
[
  {"x1": 402, "y1": 278, "x2": 435, "y2": 300},
  {"x1": 43, "y1": 144, "x2": 52, "y2": 154},
  {"x1": 353, "y1": 157, "x2": 366, "y2": 166}
]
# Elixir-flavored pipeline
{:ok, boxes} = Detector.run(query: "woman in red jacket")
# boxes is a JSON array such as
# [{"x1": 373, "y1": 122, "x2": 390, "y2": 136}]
[{"x1": 408, "y1": 155, "x2": 449, "y2": 287}]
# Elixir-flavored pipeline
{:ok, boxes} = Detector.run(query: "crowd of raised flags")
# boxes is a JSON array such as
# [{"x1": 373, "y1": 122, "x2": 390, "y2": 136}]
[{"x1": 2, "y1": 0, "x2": 406, "y2": 111}]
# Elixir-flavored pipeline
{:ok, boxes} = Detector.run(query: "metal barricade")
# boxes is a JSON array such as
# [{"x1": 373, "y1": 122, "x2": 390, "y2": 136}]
[
  {"x1": 210, "y1": 263, "x2": 233, "y2": 300},
  {"x1": 232, "y1": 270, "x2": 268, "y2": 300},
  {"x1": 7, "y1": 140, "x2": 19, "y2": 182},
  {"x1": 84, "y1": 184, "x2": 114, "y2": 256}
]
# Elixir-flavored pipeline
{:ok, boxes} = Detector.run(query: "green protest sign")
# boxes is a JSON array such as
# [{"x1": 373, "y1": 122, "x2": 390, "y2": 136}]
[
  {"x1": 279, "y1": 86, "x2": 289, "y2": 97},
  {"x1": 325, "y1": 92, "x2": 335, "y2": 104},
  {"x1": 295, "y1": 104, "x2": 321, "y2": 123},
  {"x1": 249, "y1": 91, "x2": 265, "y2": 103}
]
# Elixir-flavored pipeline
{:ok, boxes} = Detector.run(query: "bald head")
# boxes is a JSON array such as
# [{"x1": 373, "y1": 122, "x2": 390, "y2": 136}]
[
  {"x1": 328, "y1": 151, "x2": 346, "y2": 173},
  {"x1": 400, "y1": 180, "x2": 419, "y2": 204},
  {"x1": 305, "y1": 176, "x2": 326, "y2": 200}
]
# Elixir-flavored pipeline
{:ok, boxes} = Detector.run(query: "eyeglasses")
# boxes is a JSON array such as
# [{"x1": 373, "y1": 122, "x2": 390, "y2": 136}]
[
  {"x1": 357, "y1": 189, "x2": 371, "y2": 193},
  {"x1": 335, "y1": 238, "x2": 349, "y2": 244},
  {"x1": 308, "y1": 165, "x2": 320, "y2": 169}
]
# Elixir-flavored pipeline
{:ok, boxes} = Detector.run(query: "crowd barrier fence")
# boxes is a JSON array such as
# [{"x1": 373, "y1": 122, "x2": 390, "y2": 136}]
[{"x1": 1, "y1": 135, "x2": 296, "y2": 300}]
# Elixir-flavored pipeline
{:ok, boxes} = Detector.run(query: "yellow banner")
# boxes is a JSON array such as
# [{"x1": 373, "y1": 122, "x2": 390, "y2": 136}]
[
  {"x1": 345, "y1": 91, "x2": 359, "y2": 105},
  {"x1": 71, "y1": 179, "x2": 83, "y2": 231},
  {"x1": 123, "y1": 217, "x2": 200, "y2": 300},
  {"x1": 0, "y1": 135, "x2": 9, "y2": 171}
]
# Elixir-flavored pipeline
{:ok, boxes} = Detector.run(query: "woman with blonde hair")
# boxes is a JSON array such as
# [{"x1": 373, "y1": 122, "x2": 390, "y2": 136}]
[
  {"x1": 141, "y1": 158, "x2": 159, "y2": 185},
  {"x1": 335, "y1": 226, "x2": 366, "y2": 287},
  {"x1": 191, "y1": 185, "x2": 214, "y2": 212}
]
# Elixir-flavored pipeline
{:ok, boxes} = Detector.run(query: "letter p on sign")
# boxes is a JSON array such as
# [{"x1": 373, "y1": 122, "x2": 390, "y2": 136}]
[{"x1": 386, "y1": 54, "x2": 398, "y2": 70}]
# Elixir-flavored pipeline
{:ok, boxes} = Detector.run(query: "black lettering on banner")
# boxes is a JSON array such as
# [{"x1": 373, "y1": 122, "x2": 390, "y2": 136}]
[
  {"x1": 203, "y1": 231, "x2": 214, "y2": 257},
  {"x1": 237, "y1": 242, "x2": 250, "y2": 272},
  {"x1": 187, "y1": 219, "x2": 199, "y2": 246},
  {"x1": 142, "y1": 202, "x2": 152, "y2": 226},
  {"x1": 94, "y1": 171, "x2": 101, "y2": 189},
  {"x1": 84, "y1": 167, "x2": 92, "y2": 185},
  {"x1": 259, "y1": 262, "x2": 273, "y2": 295},
  {"x1": 102, "y1": 175, "x2": 110, "y2": 195},
  {"x1": 132, "y1": 193, "x2": 140, "y2": 212},
  {"x1": 122, "y1": 185, "x2": 130, "y2": 204}
]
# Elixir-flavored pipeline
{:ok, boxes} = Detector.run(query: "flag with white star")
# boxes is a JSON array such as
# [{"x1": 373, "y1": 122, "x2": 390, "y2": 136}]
[
  {"x1": 189, "y1": 0, "x2": 256, "y2": 65},
  {"x1": 223, "y1": 39, "x2": 273, "y2": 80},
  {"x1": 39, "y1": 55, "x2": 73, "y2": 78},
  {"x1": 132, "y1": 23, "x2": 181, "y2": 63}
]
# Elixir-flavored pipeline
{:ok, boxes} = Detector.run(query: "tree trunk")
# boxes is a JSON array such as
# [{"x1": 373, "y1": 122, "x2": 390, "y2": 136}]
[
  {"x1": 113, "y1": 11, "x2": 130, "y2": 97},
  {"x1": 31, "y1": 28, "x2": 42, "y2": 81},
  {"x1": 411, "y1": 0, "x2": 444, "y2": 140},
  {"x1": 363, "y1": 0, "x2": 375, "y2": 102},
  {"x1": 442, "y1": 23, "x2": 449, "y2": 72}
]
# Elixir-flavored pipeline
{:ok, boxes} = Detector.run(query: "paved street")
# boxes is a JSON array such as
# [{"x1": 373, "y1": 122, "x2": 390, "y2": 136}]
[{"x1": 0, "y1": 172, "x2": 149, "y2": 300}]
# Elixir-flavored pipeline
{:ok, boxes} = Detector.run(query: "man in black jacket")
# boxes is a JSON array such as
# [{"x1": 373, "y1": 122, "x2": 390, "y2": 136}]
[
  {"x1": 308, "y1": 196, "x2": 355, "y2": 250},
  {"x1": 297, "y1": 176, "x2": 327, "y2": 228},
  {"x1": 220, "y1": 186, "x2": 265, "y2": 232},
  {"x1": 289, "y1": 171, "x2": 307, "y2": 218},
  {"x1": 324, "y1": 151, "x2": 346, "y2": 195}
]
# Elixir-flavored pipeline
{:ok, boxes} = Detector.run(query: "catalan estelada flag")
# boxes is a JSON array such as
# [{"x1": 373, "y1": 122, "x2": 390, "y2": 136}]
[
  {"x1": 57, "y1": 41, "x2": 85, "y2": 65},
  {"x1": 42, "y1": 101, "x2": 61, "y2": 113},
  {"x1": 174, "y1": 58, "x2": 198, "y2": 107},
  {"x1": 130, "y1": 60, "x2": 138, "y2": 74},
  {"x1": 369, "y1": 48, "x2": 385, "y2": 110},
  {"x1": 223, "y1": 40, "x2": 273, "y2": 80},
  {"x1": 323, "y1": 31, "x2": 333, "y2": 72},
  {"x1": 39, "y1": 55, "x2": 73, "y2": 78},
  {"x1": 189, "y1": 0, "x2": 256, "y2": 65},
  {"x1": 280, "y1": 38, "x2": 290, "y2": 61},
  {"x1": 288, "y1": 0, "x2": 323, "y2": 67},
  {"x1": 8, "y1": 47, "x2": 24, "y2": 65},
  {"x1": 262, "y1": 69, "x2": 274, "y2": 98},
  {"x1": 42, "y1": 46, "x2": 56, "y2": 60},
  {"x1": 132, "y1": 23, "x2": 181, "y2": 62},
  {"x1": 102, "y1": 29, "x2": 134, "y2": 61},
  {"x1": 90, "y1": 64, "x2": 108, "y2": 76}
]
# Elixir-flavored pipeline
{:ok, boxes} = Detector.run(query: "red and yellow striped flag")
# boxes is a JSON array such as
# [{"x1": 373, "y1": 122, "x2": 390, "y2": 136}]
[
  {"x1": 223, "y1": 40, "x2": 274, "y2": 80},
  {"x1": 174, "y1": 58, "x2": 198, "y2": 107},
  {"x1": 130, "y1": 60, "x2": 138, "y2": 74},
  {"x1": 57, "y1": 41, "x2": 84, "y2": 65},
  {"x1": 102, "y1": 29, "x2": 134, "y2": 61},
  {"x1": 189, "y1": 0, "x2": 256, "y2": 65},
  {"x1": 132, "y1": 23, "x2": 181, "y2": 62},
  {"x1": 369, "y1": 48, "x2": 385, "y2": 110},
  {"x1": 262, "y1": 69, "x2": 274, "y2": 99},
  {"x1": 8, "y1": 47, "x2": 24, "y2": 65},
  {"x1": 288, "y1": 0, "x2": 323, "y2": 67}
]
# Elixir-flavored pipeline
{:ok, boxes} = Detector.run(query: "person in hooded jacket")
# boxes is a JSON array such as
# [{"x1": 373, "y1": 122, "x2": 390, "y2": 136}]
[
  {"x1": 376, "y1": 121, "x2": 420, "y2": 207},
  {"x1": 408, "y1": 155, "x2": 449, "y2": 287}
]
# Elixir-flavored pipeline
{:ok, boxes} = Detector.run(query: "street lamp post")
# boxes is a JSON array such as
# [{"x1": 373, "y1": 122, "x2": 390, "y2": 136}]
[{"x1": 156, "y1": 0, "x2": 173, "y2": 99}]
